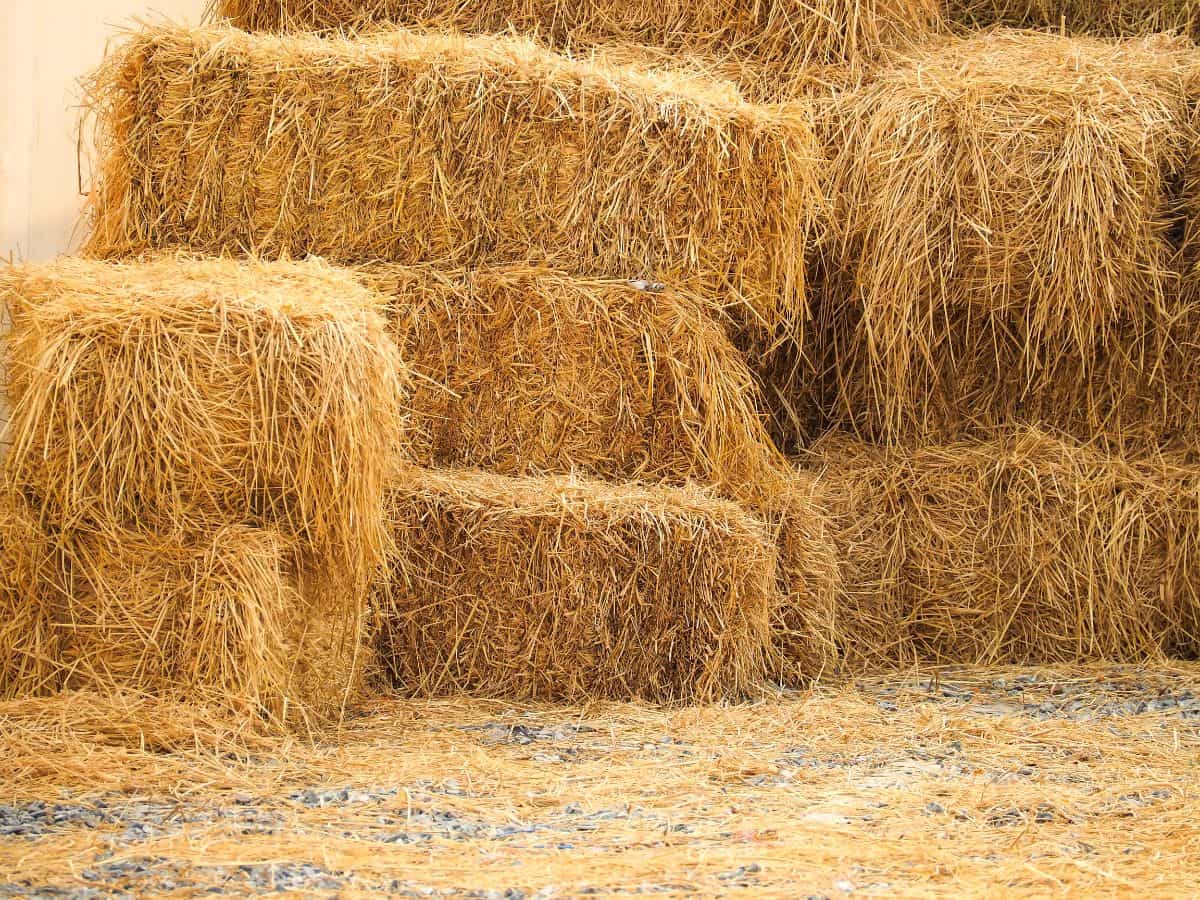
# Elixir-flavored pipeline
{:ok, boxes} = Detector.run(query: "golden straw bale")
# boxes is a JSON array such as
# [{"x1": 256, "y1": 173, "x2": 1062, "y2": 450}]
[
  {"x1": 375, "y1": 468, "x2": 780, "y2": 702},
  {"x1": 52, "y1": 525, "x2": 368, "y2": 727},
  {"x1": 0, "y1": 256, "x2": 408, "y2": 585},
  {"x1": 370, "y1": 264, "x2": 840, "y2": 682},
  {"x1": 818, "y1": 31, "x2": 1198, "y2": 449},
  {"x1": 808, "y1": 427, "x2": 1198, "y2": 669},
  {"x1": 82, "y1": 25, "x2": 821, "y2": 344},
  {"x1": 207, "y1": 0, "x2": 939, "y2": 97},
  {"x1": 946, "y1": 0, "x2": 1200, "y2": 38},
  {"x1": 369, "y1": 264, "x2": 785, "y2": 502}
]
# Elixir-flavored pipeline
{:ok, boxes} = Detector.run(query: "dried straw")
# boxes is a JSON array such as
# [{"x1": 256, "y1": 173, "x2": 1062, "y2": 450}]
[
  {"x1": 56, "y1": 525, "x2": 370, "y2": 727},
  {"x1": 369, "y1": 264, "x2": 782, "y2": 503},
  {"x1": 1, "y1": 255, "x2": 408, "y2": 586},
  {"x1": 0, "y1": 491, "x2": 68, "y2": 701},
  {"x1": 369, "y1": 263, "x2": 840, "y2": 683},
  {"x1": 207, "y1": 0, "x2": 939, "y2": 97},
  {"x1": 82, "y1": 25, "x2": 821, "y2": 344},
  {"x1": 375, "y1": 468, "x2": 780, "y2": 702},
  {"x1": 4, "y1": 671, "x2": 1200, "y2": 896},
  {"x1": 0, "y1": 505, "x2": 371, "y2": 728},
  {"x1": 808, "y1": 427, "x2": 1200, "y2": 669},
  {"x1": 947, "y1": 0, "x2": 1200, "y2": 38},
  {"x1": 816, "y1": 31, "x2": 1199, "y2": 449}
]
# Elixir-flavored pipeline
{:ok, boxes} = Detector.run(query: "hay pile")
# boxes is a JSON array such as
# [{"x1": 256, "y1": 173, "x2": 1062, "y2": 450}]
[
  {"x1": 0, "y1": 256, "x2": 406, "y2": 723},
  {"x1": 84, "y1": 26, "x2": 821, "y2": 346},
  {"x1": 947, "y1": 0, "x2": 1200, "y2": 38},
  {"x1": 375, "y1": 468, "x2": 780, "y2": 702},
  {"x1": 208, "y1": 0, "x2": 939, "y2": 96},
  {"x1": 370, "y1": 263, "x2": 840, "y2": 682},
  {"x1": 808, "y1": 427, "x2": 1200, "y2": 668},
  {"x1": 818, "y1": 31, "x2": 1198, "y2": 449}
]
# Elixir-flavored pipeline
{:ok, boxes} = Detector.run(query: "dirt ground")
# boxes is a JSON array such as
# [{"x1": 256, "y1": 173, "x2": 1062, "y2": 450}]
[{"x1": 0, "y1": 664, "x2": 1197, "y2": 897}]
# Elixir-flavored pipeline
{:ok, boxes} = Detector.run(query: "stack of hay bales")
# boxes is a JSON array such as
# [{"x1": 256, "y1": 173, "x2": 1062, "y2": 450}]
[
  {"x1": 0, "y1": 256, "x2": 407, "y2": 726},
  {"x1": 791, "y1": 28, "x2": 1200, "y2": 669},
  {"x1": 18, "y1": 0, "x2": 1200, "y2": 710},
  {"x1": 84, "y1": 25, "x2": 820, "y2": 354},
  {"x1": 373, "y1": 265, "x2": 840, "y2": 685},
  {"x1": 76, "y1": 19, "x2": 849, "y2": 694},
  {"x1": 208, "y1": 0, "x2": 941, "y2": 98}
]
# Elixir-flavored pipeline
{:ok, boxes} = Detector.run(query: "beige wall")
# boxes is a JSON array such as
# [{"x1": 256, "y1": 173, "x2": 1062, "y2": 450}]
[{"x1": 2, "y1": 0, "x2": 205, "y2": 262}]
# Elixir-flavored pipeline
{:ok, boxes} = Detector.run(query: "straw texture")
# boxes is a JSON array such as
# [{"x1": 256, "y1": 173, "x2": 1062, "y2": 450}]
[
  {"x1": 0, "y1": 505, "x2": 369, "y2": 725},
  {"x1": 817, "y1": 31, "x2": 1198, "y2": 449},
  {"x1": 947, "y1": 0, "x2": 1200, "y2": 38},
  {"x1": 375, "y1": 468, "x2": 779, "y2": 702},
  {"x1": 57, "y1": 525, "x2": 369, "y2": 726},
  {"x1": 1, "y1": 255, "x2": 408, "y2": 586},
  {"x1": 370, "y1": 264, "x2": 784, "y2": 502},
  {"x1": 84, "y1": 25, "x2": 822, "y2": 344},
  {"x1": 0, "y1": 492, "x2": 67, "y2": 701},
  {"x1": 369, "y1": 264, "x2": 840, "y2": 682},
  {"x1": 208, "y1": 0, "x2": 940, "y2": 96},
  {"x1": 809, "y1": 427, "x2": 1200, "y2": 669}
]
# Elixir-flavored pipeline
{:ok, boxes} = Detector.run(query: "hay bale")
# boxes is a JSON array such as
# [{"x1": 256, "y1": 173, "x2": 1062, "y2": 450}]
[
  {"x1": 82, "y1": 25, "x2": 821, "y2": 344},
  {"x1": 207, "y1": 0, "x2": 939, "y2": 97},
  {"x1": 808, "y1": 427, "x2": 1198, "y2": 669},
  {"x1": 370, "y1": 264, "x2": 785, "y2": 502},
  {"x1": 1, "y1": 255, "x2": 408, "y2": 585},
  {"x1": 371, "y1": 264, "x2": 840, "y2": 683},
  {"x1": 817, "y1": 31, "x2": 1198, "y2": 449},
  {"x1": 375, "y1": 468, "x2": 779, "y2": 702},
  {"x1": 946, "y1": 0, "x2": 1200, "y2": 39},
  {"x1": 43, "y1": 524, "x2": 367, "y2": 726}
]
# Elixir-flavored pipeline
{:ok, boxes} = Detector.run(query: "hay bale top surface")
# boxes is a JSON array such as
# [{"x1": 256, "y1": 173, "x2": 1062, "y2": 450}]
[
  {"x1": 873, "y1": 29, "x2": 1195, "y2": 97},
  {"x1": 405, "y1": 467, "x2": 770, "y2": 534},
  {"x1": 123, "y1": 23, "x2": 763, "y2": 116},
  {"x1": 2, "y1": 255, "x2": 383, "y2": 323}
]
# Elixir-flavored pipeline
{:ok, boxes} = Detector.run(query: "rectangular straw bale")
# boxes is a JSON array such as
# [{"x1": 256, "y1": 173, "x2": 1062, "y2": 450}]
[
  {"x1": 946, "y1": 0, "x2": 1200, "y2": 38},
  {"x1": 51, "y1": 524, "x2": 369, "y2": 727},
  {"x1": 375, "y1": 468, "x2": 779, "y2": 702},
  {"x1": 208, "y1": 0, "x2": 940, "y2": 96},
  {"x1": 1, "y1": 255, "x2": 408, "y2": 584},
  {"x1": 83, "y1": 25, "x2": 821, "y2": 344},
  {"x1": 817, "y1": 31, "x2": 1198, "y2": 449},
  {"x1": 808, "y1": 427, "x2": 1199, "y2": 669},
  {"x1": 372, "y1": 263, "x2": 841, "y2": 682}
]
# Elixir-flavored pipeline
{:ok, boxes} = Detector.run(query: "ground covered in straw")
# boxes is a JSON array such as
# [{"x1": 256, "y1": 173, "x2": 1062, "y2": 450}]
[{"x1": 1, "y1": 664, "x2": 1197, "y2": 897}]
